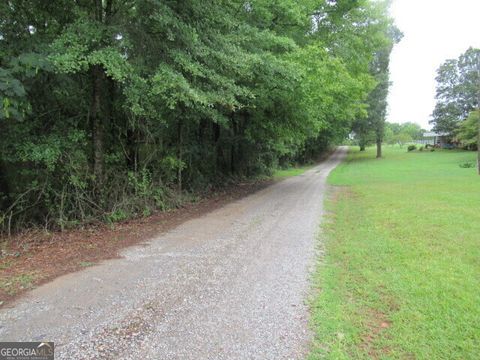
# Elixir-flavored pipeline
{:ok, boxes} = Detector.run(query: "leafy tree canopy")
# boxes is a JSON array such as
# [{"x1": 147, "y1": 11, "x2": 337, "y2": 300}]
[
  {"x1": 0, "y1": 0, "x2": 398, "y2": 232},
  {"x1": 431, "y1": 47, "x2": 480, "y2": 133}
]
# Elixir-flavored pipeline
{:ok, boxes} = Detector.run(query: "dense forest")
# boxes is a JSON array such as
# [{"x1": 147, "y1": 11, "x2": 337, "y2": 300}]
[{"x1": 0, "y1": 0, "x2": 398, "y2": 233}]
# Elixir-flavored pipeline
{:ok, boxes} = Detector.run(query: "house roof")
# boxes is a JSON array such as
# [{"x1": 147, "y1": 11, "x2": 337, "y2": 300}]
[{"x1": 423, "y1": 131, "x2": 450, "y2": 137}]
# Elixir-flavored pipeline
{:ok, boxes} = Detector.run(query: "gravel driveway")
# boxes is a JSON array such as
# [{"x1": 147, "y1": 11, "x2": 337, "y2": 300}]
[{"x1": 0, "y1": 147, "x2": 346, "y2": 359}]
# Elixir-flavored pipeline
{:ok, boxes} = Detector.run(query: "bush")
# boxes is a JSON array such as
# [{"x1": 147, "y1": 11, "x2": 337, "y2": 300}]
[
  {"x1": 107, "y1": 209, "x2": 129, "y2": 223},
  {"x1": 419, "y1": 146, "x2": 424, "y2": 151},
  {"x1": 407, "y1": 145, "x2": 417, "y2": 152},
  {"x1": 459, "y1": 162, "x2": 475, "y2": 168}
]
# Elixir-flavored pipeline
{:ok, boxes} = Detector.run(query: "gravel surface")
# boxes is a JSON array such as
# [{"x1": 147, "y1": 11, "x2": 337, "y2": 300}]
[{"x1": 0, "y1": 147, "x2": 346, "y2": 359}]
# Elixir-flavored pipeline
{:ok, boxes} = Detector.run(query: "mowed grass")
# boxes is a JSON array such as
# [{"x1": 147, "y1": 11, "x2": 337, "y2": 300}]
[{"x1": 309, "y1": 146, "x2": 480, "y2": 359}]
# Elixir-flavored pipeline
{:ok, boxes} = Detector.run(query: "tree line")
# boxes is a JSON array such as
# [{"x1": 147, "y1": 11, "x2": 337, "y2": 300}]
[
  {"x1": 430, "y1": 47, "x2": 479, "y2": 172},
  {"x1": 384, "y1": 122, "x2": 424, "y2": 146},
  {"x1": 431, "y1": 47, "x2": 480, "y2": 137},
  {"x1": 0, "y1": 0, "x2": 398, "y2": 233},
  {"x1": 431, "y1": 47, "x2": 480, "y2": 150}
]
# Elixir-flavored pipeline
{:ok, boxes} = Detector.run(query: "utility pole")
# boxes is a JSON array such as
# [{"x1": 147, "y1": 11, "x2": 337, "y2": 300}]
[{"x1": 477, "y1": 56, "x2": 480, "y2": 175}]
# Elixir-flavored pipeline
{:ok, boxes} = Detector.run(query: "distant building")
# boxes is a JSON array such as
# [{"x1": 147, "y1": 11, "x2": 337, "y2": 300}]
[{"x1": 422, "y1": 131, "x2": 454, "y2": 148}]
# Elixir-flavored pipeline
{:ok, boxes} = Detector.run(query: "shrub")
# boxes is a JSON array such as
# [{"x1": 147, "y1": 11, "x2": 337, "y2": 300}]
[
  {"x1": 459, "y1": 162, "x2": 475, "y2": 168},
  {"x1": 419, "y1": 146, "x2": 424, "y2": 151},
  {"x1": 107, "y1": 209, "x2": 128, "y2": 223},
  {"x1": 407, "y1": 145, "x2": 417, "y2": 152}
]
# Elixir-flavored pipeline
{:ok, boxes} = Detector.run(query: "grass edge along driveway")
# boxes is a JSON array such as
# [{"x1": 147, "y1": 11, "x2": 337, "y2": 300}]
[{"x1": 308, "y1": 146, "x2": 480, "y2": 359}]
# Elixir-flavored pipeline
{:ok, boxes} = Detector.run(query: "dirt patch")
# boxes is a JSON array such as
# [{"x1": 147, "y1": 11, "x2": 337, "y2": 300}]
[
  {"x1": 358, "y1": 286, "x2": 401, "y2": 359},
  {"x1": 0, "y1": 180, "x2": 272, "y2": 308},
  {"x1": 358, "y1": 308, "x2": 392, "y2": 359}
]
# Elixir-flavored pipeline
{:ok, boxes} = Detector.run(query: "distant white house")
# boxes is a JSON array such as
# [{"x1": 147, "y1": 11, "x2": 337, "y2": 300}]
[{"x1": 421, "y1": 131, "x2": 452, "y2": 147}]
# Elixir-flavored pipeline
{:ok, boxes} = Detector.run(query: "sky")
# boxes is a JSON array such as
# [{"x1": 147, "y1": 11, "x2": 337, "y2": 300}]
[{"x1": 387, "y1": 0, "x2": 480, "y2": 130}]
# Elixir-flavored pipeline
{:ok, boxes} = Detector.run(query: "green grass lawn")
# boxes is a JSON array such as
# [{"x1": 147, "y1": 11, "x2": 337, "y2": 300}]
[{"x1": 309, "y1": 146, "x2": 480, "y2": 359}]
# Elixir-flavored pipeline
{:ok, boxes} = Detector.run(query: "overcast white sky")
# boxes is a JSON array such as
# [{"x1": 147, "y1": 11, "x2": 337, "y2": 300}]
[{"x1": 387, "y1": 0, "x2": 480, "y2": 130}]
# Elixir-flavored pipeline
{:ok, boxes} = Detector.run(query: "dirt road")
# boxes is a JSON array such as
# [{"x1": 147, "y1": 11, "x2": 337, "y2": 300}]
[{"x1": 0, "y1": 147, "x2": 346, "y2": 359}]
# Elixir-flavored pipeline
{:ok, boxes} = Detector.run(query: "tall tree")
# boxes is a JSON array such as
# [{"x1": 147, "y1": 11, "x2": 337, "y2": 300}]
[
  {"x1": 366, "y1": 10, "x2": 402, "y2": 158},
  {"x1": 345, "y1": 1, "x2": 401, "y2": 156},
  {"x1": 431, "y1": 48, "x2": 480, "y2": 133}
]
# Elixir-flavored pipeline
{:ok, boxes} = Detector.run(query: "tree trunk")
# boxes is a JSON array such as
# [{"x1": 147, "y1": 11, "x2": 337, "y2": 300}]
[
  {"x1": 236, "y1": 114, "x2": 247, "y2": 175},
  {"x1": 230, "y1": 113, "x2": 236, "y2": 174},
  {"x1": 177, "y1": 119, "x2": 183, "y2": 193},
  {"x1": 91, "y1": 65, "x2": 105, "y2": 185},
  {"x1": 213, "y1": 122, "x2": 222, "y2": 173},
  {"x1": 376, "y1": 136, "x2": 382, "y2": 158},
  {"x1": 90, "y1": 0, "x2": 114, "y2": 188},
  {"x1": 0, "y1": 159, "x2": 10, "y2": 209},
  {"x1": 198, "y1": 118, "x2": 207, "y2": 144},
  {"x1": 477, "y1": 62, "x2": 480, "y2": 175},
  {"x1": 126, "y1": 127, "x2": 138, "y2": 172}
]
